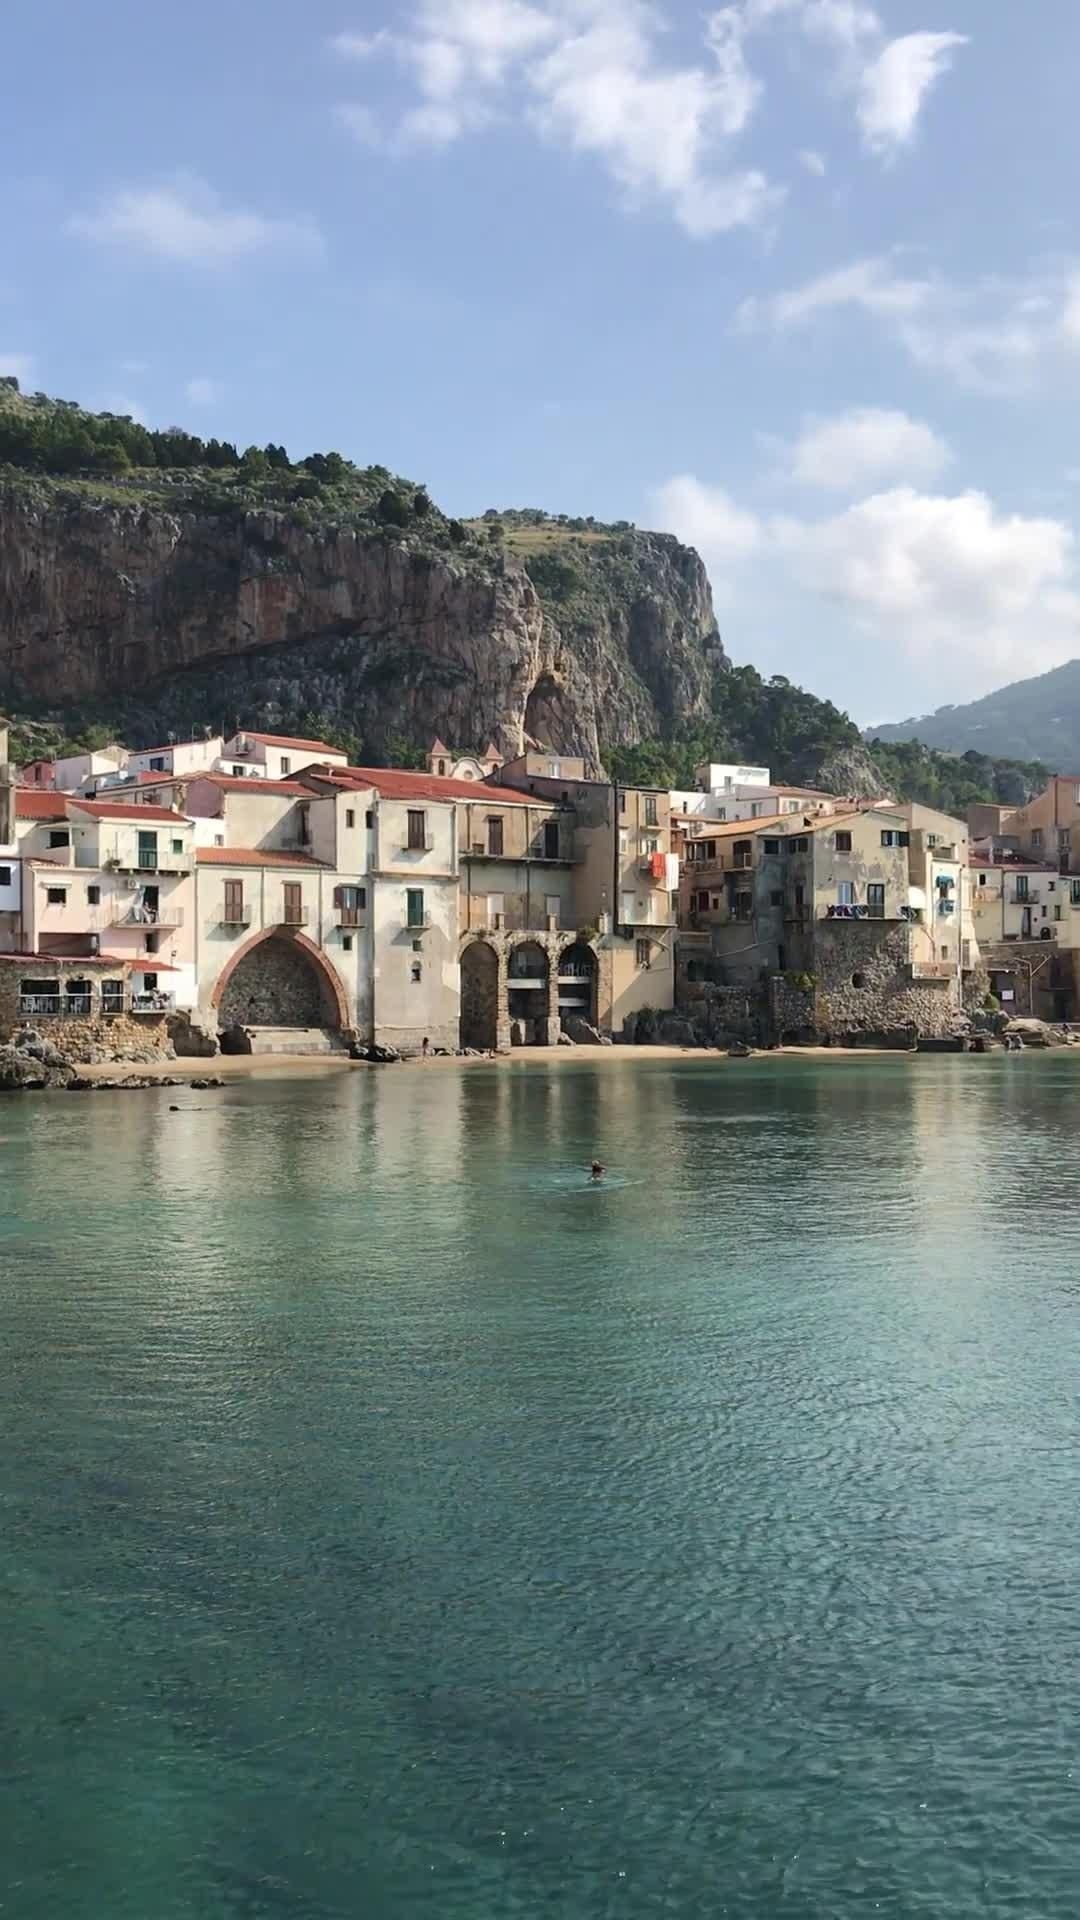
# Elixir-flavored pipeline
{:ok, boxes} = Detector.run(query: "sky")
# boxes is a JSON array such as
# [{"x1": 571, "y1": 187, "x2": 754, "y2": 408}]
[{"x1": 4, "y1": 0, "x2": 1080, "y2": 726}]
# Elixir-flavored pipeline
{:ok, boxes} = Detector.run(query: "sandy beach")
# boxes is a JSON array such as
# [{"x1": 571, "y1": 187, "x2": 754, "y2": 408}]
[{"x1": 71, "y1": 1041, "x2": 919, "y2": 1084}]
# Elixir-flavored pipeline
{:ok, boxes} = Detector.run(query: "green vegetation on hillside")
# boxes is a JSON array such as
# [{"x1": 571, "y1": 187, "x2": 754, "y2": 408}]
[{"x1": 605, "y1": 667, "x2": 1048, "y2": 812}]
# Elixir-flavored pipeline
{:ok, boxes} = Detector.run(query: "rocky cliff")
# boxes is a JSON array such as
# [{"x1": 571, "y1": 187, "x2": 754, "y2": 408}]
[{"x1": 0, "y1": 485, "x2": 724, "y2": 768}]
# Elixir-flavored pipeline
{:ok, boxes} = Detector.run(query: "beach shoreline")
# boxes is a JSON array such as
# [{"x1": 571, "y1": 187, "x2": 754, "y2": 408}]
[{"x1": 69, "y1": 1040, "x2": 931, "y2": 1084}]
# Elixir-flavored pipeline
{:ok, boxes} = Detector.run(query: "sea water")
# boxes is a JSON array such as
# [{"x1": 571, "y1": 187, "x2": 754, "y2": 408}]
[{"x1": 2, "y1": 1054, "x2": 1079, "y2": 1917}]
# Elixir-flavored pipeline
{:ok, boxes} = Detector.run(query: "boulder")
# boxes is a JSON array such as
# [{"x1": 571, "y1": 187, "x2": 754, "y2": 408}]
[
  {"x1": 166, "y1": 1011, "x2": 220, "y2": 1057},
  {"x1": 563, "y1": 1015, "x2": 605, "y2": 1045},
  {"x1": 557, "y1": 1031, "x2": 575, "y2": 1046},
  {"x1": 0, "y1": 1044, "x2": 74, "y2": 1091},
  {"x1": 727, "y1": 1039, "x2": 753, "y2": 1058},
  {"x1": 188, "y1": 1076, "x2": 225, "y2": 1090},
  {"x1": 351, "y1": 1043, "x2": 400, "y2": 1064}
]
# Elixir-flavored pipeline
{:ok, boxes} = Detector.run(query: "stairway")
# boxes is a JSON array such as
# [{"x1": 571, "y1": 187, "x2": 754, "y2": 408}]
[{"x1": 243, "y1": 1027, "x2": 349, "y2": 1057}]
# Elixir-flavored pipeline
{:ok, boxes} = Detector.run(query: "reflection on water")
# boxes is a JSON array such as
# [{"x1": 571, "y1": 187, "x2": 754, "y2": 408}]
[{"x1": 3, "y1": 1054, "x2": 1080, "y2": 1918}]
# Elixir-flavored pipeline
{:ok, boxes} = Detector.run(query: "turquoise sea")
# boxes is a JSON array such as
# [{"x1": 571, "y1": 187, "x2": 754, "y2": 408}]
[{"x1": 3, "y1": 1053, "x2": 1080, "y2": 1918}]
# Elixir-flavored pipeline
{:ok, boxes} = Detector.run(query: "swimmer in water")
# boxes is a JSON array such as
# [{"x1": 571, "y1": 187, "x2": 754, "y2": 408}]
[{"x1": 590, "y1": 1160, "x2": 605, "y2": 1180}]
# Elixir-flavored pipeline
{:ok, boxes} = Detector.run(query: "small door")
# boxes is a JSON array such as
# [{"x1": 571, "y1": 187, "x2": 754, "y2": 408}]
[
  {"x1": 137, "y1": 830, "x2": 158, "y2": 870},
  {"x1": 1022, "y1": 906, "x2": 1033, "y2": 939},
  {"x1": 867, "y1": 883, "x2": 885, "y2": 918},
  {"x1": 283, "y1": 882, "x2": 302, "y2": 925}
]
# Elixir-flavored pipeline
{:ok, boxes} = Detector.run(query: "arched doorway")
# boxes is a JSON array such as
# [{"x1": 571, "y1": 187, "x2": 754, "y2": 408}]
[
  {"x1": 460, "y1": 940, "x2": 499, "y2": 1050},
  {"x1": 213, "y1": 930, "x2": 348, "y2": 1031},
  {"x1": 557, "y1": 942, "x2": 596, "y2": 1028},
  {"x1": 507, "y1": 941, "x2": 549, "y2": 1044}
]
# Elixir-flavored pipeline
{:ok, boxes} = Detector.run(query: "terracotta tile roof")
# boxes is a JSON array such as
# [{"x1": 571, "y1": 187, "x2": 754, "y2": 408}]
[
  {"x1": 15, "y1": 792, "x2": 69, "y2": 820},
  {"x1": 197, "y1": 775, "x2": 312, "y2": 797},
  {"x1": 70, "y1": 801, "x2": 192, "y2": 823},
  {"x1": 234, "y1": 732, "x2": 344, "y2": 754},
  {"x1": 304, "y1": 765, "x2": 545, "y2": 805},
  {"x1": 195, "y1": 846, "x2": 328, "y2": 868}
]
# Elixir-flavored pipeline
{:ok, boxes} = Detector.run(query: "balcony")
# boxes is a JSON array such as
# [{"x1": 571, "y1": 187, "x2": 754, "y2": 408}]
[
  {"x1": 404, "y1": 837, "x2": 435, "y2": 854},
  {"x1": 909, "y1": 961, "x2": 955, "y2": 981},
  {"x1": 1010, "y1": 890, "x2": 1039, "y2": 905},
  {"x1": 18, "y1": 992, "x2": 93, "y2": 1017},
  {"x1": 825, "y1": 903, "x2": 870, "y2": 920},
  {"x1": 282, "y1": 907, "x2": 309, "y2": 927},
  {"x1": 406, "y1": 915, "x2": 432, "y2": 932},
  {"x1": 338, "y1": 909, "x2": 364, "y2": 928},
  {"x1": 220, "y1": 907, "x2": 252, "y2": 927},
  {"x1": 131, "y1": 991, "x2": 176, "y2": 1013},
  {"x1": 112, "y1": 904, "x2": 185, "y2": 928}
]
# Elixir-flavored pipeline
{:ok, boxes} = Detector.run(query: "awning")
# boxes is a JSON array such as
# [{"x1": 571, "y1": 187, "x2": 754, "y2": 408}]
[{"x1": 106, "y1": 958, "x2": 182, "y2": 972}]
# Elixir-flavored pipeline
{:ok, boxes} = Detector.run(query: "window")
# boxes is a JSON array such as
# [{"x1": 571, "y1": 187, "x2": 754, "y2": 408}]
[
  {"x1": 620, "y1": 891, "x2": 636, "y2": 923},
  {"x1": 794, "y1": 883, "x2": 805, "y2": 909},
  {"x1": 407, "y1": 809, "x2": 427, "y2": 850},
  {"x1": 702, "y1": 841, "x2": 716, "y2": 860},
  {"x1": 411, "y1": 960, "x2": 423, "y2": 982},
  {"x1": 223, "y1": 879, "x2": 244, "y2": 924},
  {"x1": 749, "y1": 801, "x2": 762, "y2": 818},
  {"x1": 716, "y1": 807, "x2": 727, "y2": 821},
  {"x1": 835, "y1": 831, "x2": 852, "y2": 852},
  {"x1": 149, "y1": 756, "x2": 165, "y2": 772},
  {"x1": 787, "y1": 836, "x2": 809, "y2": 854},
  {"x1": 770, "y1": 889, "x2": 782, "y2": 907},
  {"x1": 1072, "y1": 880, "x2": 1080, "y2": 906},
  {"x1": 171, "y1": 838, "x2": 183, "y2": 855},
  {"x1": 838, "y1": 881, "x2": 855, "y2": 906},
  {"x1": 487, "y1": 893, "x2": 504, "y2": 926},
  {"x1": 962, "y1": 941, "x2": 971, "y2": 969},
  {"x1": 940, "y1": 945, "x2": 949, "y2": 960},
  {"x1": 732, "y1": 839, "x2": 753, "y2": 868},
  {"x1": 762, "y1": 837, "x2": 780, "y2": 854},
  {"x1": 102, "y1": 980, "x2": 125, "y2": 1015},
  {"x1": 280, "y1": 757, "x2": 291, "y2": 775},
  {"x1": 48, "y1": 829, "x2": 70, "y2": 849},
  {"x1": 406, "y1": 887, "x2": 426, "y2": 928},
  {"x1": 545, "y1": 894, "x2": 560, "y2": 920},
  {"x1": 636, "y1": 937, "x2": 651, "y2": 967},
  {"x1": 926, "y1": 832, "x2": 939, "y2": 847},
  {"x1": 734, "y1": 891, "x2": 752, "y2": 921},
  {"x1": 214, "y1": 834, "x2": 225, "y2": 848},
  {"x1": 1055, "y1": 905, "x2": 1063, "y2": 922},
  {"x1": 644, "y1": 795, "x2": 658, "y2": 827},
  {"x1": 87, "y1": 884, "x2": 100, "y2": 905},
  {"x1": 487, "y1": 816, "x2": 504, "y2": 856},
  {"x1": 232, "y1": 765, "x2": 245, "y2": 777},
  {"x1": 437, "y1": 760, "x2": 446, "y2": 776},
  {"x1": 1031, "y1": 828, "x2": 1044, "y2": 848},
  {"x1": 342, "y1": 934, "x2": 353, "y2": 952},
  {"x1": 881, "y1": 830, "x2": 898, "y2": 847},
  {"x1": 1049, "y1": 880, "x2": 1057, "y2": 891},
  {"x1": 642, "y1": 836, "x2": 659, "y2": 855},
  {"x1": 549, "y1": 760, "x2": 561, "y2": 778},
  {"x1": 543, "y1": 821, "x2": 560, "y2": 859},
  {"x1": 1015, "y1": 876, "x2": 1029, "y2": 902},
  {"x1": 137, "y1": 830, "x2": 157, "y2": 869},
  {"x1": 46, "y1": 886, "x2": 66, "y2": 905},
  {"x1": 283, "y1": 882, "x2": 303, "y2": 925},
  {"x1": 0, "y1": 866, "x2": 11, "y2": 887},
  {"x1": 345, "y1": 809, "x2": 355, "y2": 829},
  {"x1": 867, "y1": 883, "x2": 885, "y2": 918},
  {"x1": 695, "y1": 889, "x2": 709, "y2": 911},
  {"x1": 334, "y1": 884, "x2": 366, "y2": 926},
  {"x1": 619, "y1": 790, "x2": 626, "y2": 815},
  {"x1": 366, "y1": 810, "x2": 374, "y2": 829}
]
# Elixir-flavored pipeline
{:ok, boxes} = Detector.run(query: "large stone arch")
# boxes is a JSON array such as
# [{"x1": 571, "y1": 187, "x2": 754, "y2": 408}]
[
  {"x1": 211, "y1": 929, "x2": 349, "y2": 1030},
  {"x1": 460, "y1": 940, "x2": 499, "y2": 1050}
]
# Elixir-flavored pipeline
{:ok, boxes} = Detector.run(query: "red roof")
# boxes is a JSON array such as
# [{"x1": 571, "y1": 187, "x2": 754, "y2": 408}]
[
  {"x1": 234, "y1": 731, "x2": 344, "y2": 754},
  {"x1": 303, "y1": 765, "x2": 544, "y2": 805},
  {"x1": 195, "y1": 847, "x2": 327, "y2": 867},
  {"x1": 198, "y1": 775, "x2": 312, "y2": 797},
  {"x1": 70, "y1": 801, "x2": 191, "y2": 823},
  {"x1": 15, "y1": 791, "x2": 69, "y2": 820}
]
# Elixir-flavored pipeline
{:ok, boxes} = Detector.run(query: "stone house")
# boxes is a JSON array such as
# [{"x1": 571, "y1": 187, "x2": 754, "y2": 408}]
[{"x1": 495, "y1": 758, "x2": 678, "y2": 1033}]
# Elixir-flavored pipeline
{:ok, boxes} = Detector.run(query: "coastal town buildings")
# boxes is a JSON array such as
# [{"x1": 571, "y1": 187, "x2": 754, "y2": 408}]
[{"x1": 670, "y1": 762, "x2": 840, "y2": 823}]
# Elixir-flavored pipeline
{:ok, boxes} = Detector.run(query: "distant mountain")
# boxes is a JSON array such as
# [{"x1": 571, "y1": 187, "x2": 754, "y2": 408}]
[{"x1": 868, "y1": 659, "x2": 1080, "y2": 768}]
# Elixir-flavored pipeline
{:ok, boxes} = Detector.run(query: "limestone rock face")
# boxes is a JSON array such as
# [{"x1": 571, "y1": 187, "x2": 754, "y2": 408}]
[{"x1": 0, "y1": 490, "x2": 724, "y2": 770}]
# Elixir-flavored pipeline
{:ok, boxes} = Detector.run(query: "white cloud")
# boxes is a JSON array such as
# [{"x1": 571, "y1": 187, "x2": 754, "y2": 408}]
[
  {"x1": 184, "y1": 376, "x2": 223, "y2": 408},
  {"x1": 798, "y1": 147, "x2": 826, "y2": 175},
  {"x1": 0, "y1": 352, "x2": 33, "y2": 383},
  {"x1": 739, "y1": 253, "x2": 1080, "y2": 392},
  {"x1": 654, "y1": 471, "x2": 1080, "y2": 695},
  {"x1": 333, "y1": 0, "x2": 783, "y2": 233},
  {"x1": 788, "y1": 408, "x2": 950, "y2": 489},
  {"x1": 857, "y1": 31, "x2": 967, "y2": 156},
  {"x1": 653, "y1": 474, "x2": 763, "y2": 562},
  {"x1": 70, "y1": 176, "x2": 323, "y2": 267}
]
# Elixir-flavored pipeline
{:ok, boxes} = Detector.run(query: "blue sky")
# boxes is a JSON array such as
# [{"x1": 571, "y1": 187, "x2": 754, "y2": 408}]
[{"x1": 4, "y1": 0, "x2": 1080, "y2": 725}]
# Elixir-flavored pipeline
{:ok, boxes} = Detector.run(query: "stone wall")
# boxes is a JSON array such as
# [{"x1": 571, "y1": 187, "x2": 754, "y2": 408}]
[
  {"x1": 218, "y1": 937, "x2": 329, "y2": 1027},
  {"x1": 461, "y1": 929, "x2": 598, "y2": 1049},
  {"x1": 813, "y1": 921, "x2": 963, "y2": 1038}
]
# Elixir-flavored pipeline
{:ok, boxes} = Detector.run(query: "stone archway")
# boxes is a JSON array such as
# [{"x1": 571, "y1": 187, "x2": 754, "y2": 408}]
[
  {"x1": 507, "y1": 940, "x2": 551, "y2": 1044},
  {"x1": 212, "y1": 929, "x2": 349, "y2": 1030},
  {"x1": 556, "y1": 941, "x2": 597, "y2": 1029},
  {"x1": 460, "y1": 940, "x2": 499, "y2": 1050}
]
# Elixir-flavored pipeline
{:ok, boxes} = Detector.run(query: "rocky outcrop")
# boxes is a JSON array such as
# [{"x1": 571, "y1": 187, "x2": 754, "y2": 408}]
[
  {"x1": 0, "y1": 489, "x2": 723, "y2": 769},
  {"x1": 816, "y1": 744, "x2": 892, "y2": 801}
]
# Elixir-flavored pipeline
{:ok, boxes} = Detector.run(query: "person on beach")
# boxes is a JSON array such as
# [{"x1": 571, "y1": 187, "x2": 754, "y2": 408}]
[{"x1": 421, "y1": 1036, "x2": 430, "y2": 1058}]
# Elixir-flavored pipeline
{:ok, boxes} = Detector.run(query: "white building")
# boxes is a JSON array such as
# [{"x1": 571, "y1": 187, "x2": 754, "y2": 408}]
[{"x1": 218, "y1": 731, "x2": 348, "y2": 781}]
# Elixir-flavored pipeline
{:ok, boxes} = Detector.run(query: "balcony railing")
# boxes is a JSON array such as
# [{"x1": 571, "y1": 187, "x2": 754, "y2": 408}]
[
  {"x1": 19, "y1": 994, "x2": 65, "y2": 1017},
  {"x1": 282, "y1": 908, "x2": 309, "y2": 927},
  {"x1": 404, "y1": 837, "x2": 435, "y2": 854},
  {"x1": 826, "y1": 903, "x2": 869, "y2": 920},
  {"x1": 131, "y1": 991, "x2": 176, "y2": 1012},
  {"x1": 1011, "y1": 890, "x2": 1038, "y2": 905},
  {"x1": 910, "y1": 961, "x2": 955, "y2": 981},
  {"x1": 406, "y1": 915, "x2": 432, "y2": 932},
  {"x1": 113, "y1": 904, "x2": 185, "y2": 928},
  {"x1": 338, "y1": 909, "x2": 364, "y2": 928},
  {"x1": 220, "y1": 907, "x2": 253, "y2": 927}
]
